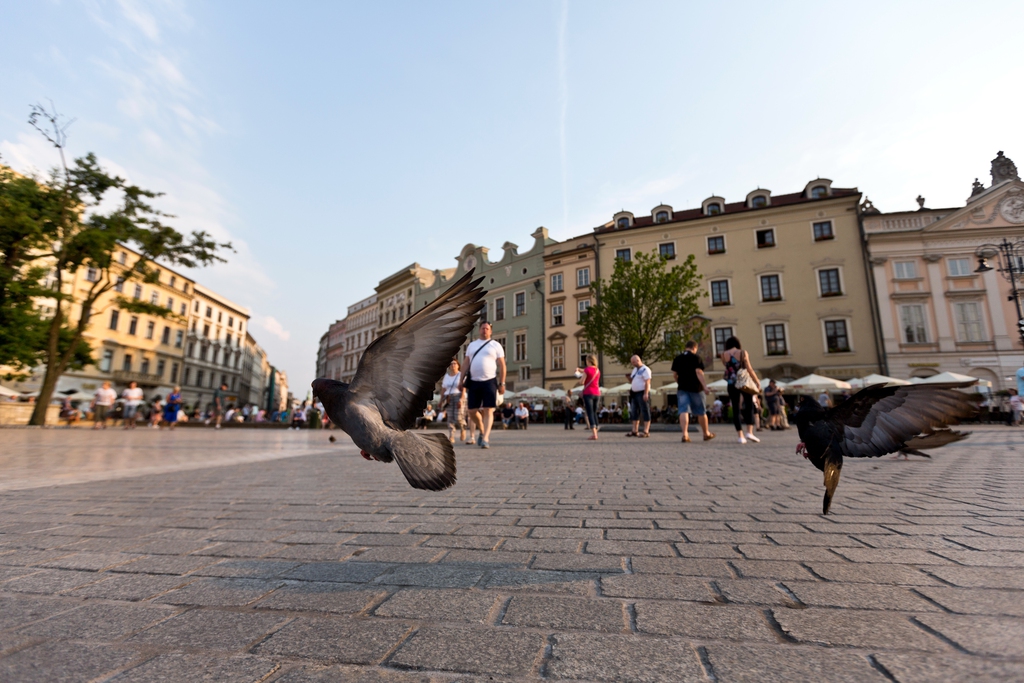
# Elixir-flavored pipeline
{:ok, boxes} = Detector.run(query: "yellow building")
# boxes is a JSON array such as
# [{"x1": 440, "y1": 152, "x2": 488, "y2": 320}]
[
  {"x1": 7, "y1": 244, "x2": 194, "y2": 401},
  {"x1": 543, "y1": 234, "x2": 599, "y2": 391},
  {"x1": 587, "y1": 180, "x2": 882, "y2": 392},
  {"x1": 375, "y1": 263, "x2": 437, "y2": 338}
]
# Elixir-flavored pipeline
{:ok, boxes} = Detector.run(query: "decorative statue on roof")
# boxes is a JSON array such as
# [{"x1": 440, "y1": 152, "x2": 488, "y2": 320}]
[{"x1": 991, "y1": 151, "x2": 1019, "y2": 185}]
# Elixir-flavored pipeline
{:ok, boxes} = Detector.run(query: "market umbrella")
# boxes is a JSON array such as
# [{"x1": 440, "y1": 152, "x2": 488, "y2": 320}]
[
  {"x1": 847, "y1": 374, "x2": 911, "y2": 389},
  {"x1": 707, "y1": 379, "x2": 729, "y2": 391},
  {"x1": 516, "y1": 386, "x2": 555, "y2": 398},
  {"x1": 604, "y1": 383, "x2": 633, "y2": 395},
  {"x1": 550, "y1": 389, "x2": 567, "y2": 398},
  {"x1": 0, "y1": 386, "x2": 21, "y2": 398},
  {"x1": 918, "y1": 371, "x2": 984, "y2": 386},
  {"x1": 786, "y1": 374, "x2": 852, "y2": 392},
  {"x1": 654, "y1": 382, "x2": 677, "y2": 395},
  {"x1": 759, "y1": 378, "x2": 788, "y2": 390}
]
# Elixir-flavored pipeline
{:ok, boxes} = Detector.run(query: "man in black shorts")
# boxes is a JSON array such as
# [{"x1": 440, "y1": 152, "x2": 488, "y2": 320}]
[{"x1": 458, "y1": 322, "x2": 506, "y2": 449}]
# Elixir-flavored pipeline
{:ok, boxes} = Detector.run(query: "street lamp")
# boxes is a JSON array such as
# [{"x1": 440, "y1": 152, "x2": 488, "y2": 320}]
[{"x1": 975, "y1": 237, "x2": 1024, "y2": 346}]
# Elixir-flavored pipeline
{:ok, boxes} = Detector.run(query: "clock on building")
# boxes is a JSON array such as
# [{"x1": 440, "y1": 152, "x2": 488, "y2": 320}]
[{"x1": 999, "y1": 194, "x2": 1024, "y2": 224}]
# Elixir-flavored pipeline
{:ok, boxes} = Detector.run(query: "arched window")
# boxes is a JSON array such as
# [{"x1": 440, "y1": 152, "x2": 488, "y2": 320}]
[
  {"x1": 810, "y1": 186, "x2": 827, "y2": 199},
  {"x1": 751, "y1": 195, "x2": 767, "y2": 208},
  {"x1": 706, "y1": 203, "x2": 722, "y2": 216},
  {"x1": 655, "y1": 211, "x2": 669, "y2": 223},
  {"x1": 617, "y1": 217, "x2": 630, "y2": 228}
]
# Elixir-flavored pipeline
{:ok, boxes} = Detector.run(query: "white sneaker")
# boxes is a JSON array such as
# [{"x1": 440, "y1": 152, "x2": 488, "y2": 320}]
[
  {"x1": 738, "y1": 435, "x2": 747, "y2": 444},
  {"x1": 745, "y1": 432, "x2": 760, "y2": 443}
]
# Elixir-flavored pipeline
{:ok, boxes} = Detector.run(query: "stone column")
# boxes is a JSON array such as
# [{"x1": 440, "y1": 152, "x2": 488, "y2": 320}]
[{"x1": 925, "y1": 257, "x2": 954, "y2": 352}]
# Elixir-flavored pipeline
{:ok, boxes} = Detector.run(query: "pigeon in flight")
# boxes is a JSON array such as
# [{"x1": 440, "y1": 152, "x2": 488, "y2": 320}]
[
  {"x1": 793, "y1": 382, "x2": 976, "y2": 514},
  {"x1": 312, "y1": 271, "x2": 485, "y2": 491},
  {"x1": 896, "y1": 428, "x2": 970, "y2": 459}
]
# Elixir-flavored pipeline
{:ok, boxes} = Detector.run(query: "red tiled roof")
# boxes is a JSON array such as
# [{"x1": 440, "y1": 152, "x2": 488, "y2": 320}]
[{"x1": 593, "y1": 188, "x2": 860, "y2": 234}]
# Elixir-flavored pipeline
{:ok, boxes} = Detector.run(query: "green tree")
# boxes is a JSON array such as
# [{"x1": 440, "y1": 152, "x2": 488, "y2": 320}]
[
  {"x1": 4, "y1": 104, "x2": 230, "y2": 425},
  {"x1": 580, "y1": 249, "x2": 706, "y2": 366}
]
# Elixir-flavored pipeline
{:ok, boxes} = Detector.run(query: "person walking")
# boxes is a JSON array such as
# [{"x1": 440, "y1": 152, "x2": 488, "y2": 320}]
[
  {"x1": 721, "y1": 336, "x2": 760, "y2": 444},
  {"x1": 576, "y1": 353, "x2": 601, "y2": 441},
  {"x1": 149, "y1": 395, "x2": 163, "y2": 428},
  {"x1": 561, "y1": 393, "x2": 575, "y2": 430},
  {"x1": 626, "y1": 355, "x2": 652, "y2": 437},
  {"x1": 671, "y1": 340, "x2": 715, "y2": 442},
  {"x1": 764, "y1": 379, "x2": 784, "y2": 430},
  {"x1": 440, "y1": 359, "x2": 469, "y2": 444},
  {"x1": 458, "y1": 321, "x2": 506, "y2": 449},
  {"x1": 121, "y1": 381, "x2": 144, "y2": 429},
  {"x1": 163, "y1": 386, "x2": 182, "y2": 430},
  {"x1": 91, "y1": 381, "x2": 117, "y2": 429},
  {"x1": 212, "y1": 383, "x2": 228, "y2": 429}
]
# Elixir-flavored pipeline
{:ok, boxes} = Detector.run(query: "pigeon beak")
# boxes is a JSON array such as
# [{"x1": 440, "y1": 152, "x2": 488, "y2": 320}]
[{"x1": 822, "y1": 460, "x2": 841, "y2": 515}]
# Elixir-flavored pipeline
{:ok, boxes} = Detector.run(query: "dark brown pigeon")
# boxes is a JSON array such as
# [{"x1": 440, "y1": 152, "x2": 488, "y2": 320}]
[
  {"x1": 793, "y1": 382, "x2": 976, "y2": 514},
  {"x1": 312, "y1": 270, "x2": 485, "y2": 491}
]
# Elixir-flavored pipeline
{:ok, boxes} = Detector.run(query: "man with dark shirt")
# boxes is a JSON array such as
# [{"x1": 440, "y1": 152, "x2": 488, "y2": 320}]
[
  {"x1": 671, "y1": 340, "x2": 715, "y2": 442},
  {"x1": 212, "y1": 383, "x2": 228, "y2": 429}
]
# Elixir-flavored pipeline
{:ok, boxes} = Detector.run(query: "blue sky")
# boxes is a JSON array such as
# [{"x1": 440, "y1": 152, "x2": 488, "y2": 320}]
[{"x1": 2, "y1": 1, "x2": 1022, "y2": 394}]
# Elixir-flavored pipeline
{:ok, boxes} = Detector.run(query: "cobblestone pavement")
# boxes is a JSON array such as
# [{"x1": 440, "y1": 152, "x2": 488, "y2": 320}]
[{"x1": 0, "y1": 425, "x2": 1021, "y2": 682}]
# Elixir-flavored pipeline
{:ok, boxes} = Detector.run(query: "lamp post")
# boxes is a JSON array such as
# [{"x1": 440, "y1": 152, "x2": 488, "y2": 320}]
[{"x1": 974, "y1": 237, "x2": 1024, "y2": 346}]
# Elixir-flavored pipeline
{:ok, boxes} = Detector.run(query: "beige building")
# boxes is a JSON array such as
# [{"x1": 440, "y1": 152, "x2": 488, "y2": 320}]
[
  {"x1": 543, "y1": 234, "x2": 599, "y2": 391},
  {"x1": 181, "y1": 284, "x2": 250, "y2": 411},
  {"x1": 588, "y1": 180, "x2": 882, "y2": 392},
  {"x1": 863, "y1": 152, "x2": 1024, "y2": 389},
  {"x1": 375, "y1": 264, "x2": 435, "y2": 339},
  {"x1": 3, "y1": 244, "x2": 194, "y2": 400},
  {"x1": 240, "y1": 332, "x2": 269, "y2": 407},
  {"x1": 341, "y1": 293, "x2": 377, "y2": 382}
]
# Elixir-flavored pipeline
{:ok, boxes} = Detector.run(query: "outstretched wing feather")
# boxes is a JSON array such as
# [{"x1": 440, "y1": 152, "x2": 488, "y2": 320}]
[{"x1": 348, "y1": 271, "x2": 485, "y2": 431}]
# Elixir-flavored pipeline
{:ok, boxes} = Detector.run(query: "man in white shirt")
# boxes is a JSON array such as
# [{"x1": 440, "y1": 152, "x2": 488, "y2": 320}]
[
  {"x1": 626, "y1": 355, "x2": 652, "y2": 437},
  {"x1": 92, "y1": 381, "x2": 117, "y2": 429},
  {"x1": 514, "y1": 402, "x2": 530, "y2": 430},
  {"x1": 121, "y1": 381, "x2": 144, "y2": 429},
  {"x1": 458, "y1": 322, "x2": 506, "y2": 449}
]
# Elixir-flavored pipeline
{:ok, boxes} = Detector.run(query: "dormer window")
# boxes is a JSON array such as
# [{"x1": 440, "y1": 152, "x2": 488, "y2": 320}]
[
  {"x1": 810, "y1": 186, "x2": 827, "y2": 199},
  {"x1": 612, "y1": 211, "x2": 634, "y2": 229},
  {"x1": 804, "y1": 179, "x2": 833, "y2": 199},
  {"x1": 655, "y1": 211, "x2": 669, "y2": 223},
  {"x1": 617, "y1": 217, "x2": 629, "y2": 228},
  {"x1": 706, "y1": 203, "x2": 722, "y2": 216},
  {"x1": 751, "y1": 196, "x2": 767, "y2": 208}
]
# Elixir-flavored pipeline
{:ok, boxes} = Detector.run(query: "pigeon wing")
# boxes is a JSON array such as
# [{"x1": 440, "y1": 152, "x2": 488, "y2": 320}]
[
  {"x1": 348, "y1": 271, "x2": 485, "y2": 431},
  {"x1": 824, "y1": 382, "x2": 976, "y2": 459}
]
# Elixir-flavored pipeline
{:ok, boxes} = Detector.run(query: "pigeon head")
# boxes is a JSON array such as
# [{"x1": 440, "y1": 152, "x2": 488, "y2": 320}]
[{"x1": 311, "y1": 378, "x2": 348, "y2": 409}]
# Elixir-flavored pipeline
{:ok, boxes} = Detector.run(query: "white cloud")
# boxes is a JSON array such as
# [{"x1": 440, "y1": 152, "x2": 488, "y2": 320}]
[{"x1": 257, "y1": 316, "x2": 291, "y2": 342}]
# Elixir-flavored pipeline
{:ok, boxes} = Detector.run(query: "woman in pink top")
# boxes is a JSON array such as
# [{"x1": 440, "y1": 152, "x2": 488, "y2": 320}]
[{"x1": 576, "y1": 354, "x2": 601, "y2": 440}]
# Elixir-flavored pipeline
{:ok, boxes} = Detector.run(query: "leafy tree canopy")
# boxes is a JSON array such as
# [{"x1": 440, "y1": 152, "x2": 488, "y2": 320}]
[{"x1": 580, "y1": 249, "x2": 707, "y2": 366}]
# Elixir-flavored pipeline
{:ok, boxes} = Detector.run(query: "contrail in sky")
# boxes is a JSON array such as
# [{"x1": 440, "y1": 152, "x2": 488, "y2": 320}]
[{"x1": 558, "y1": 0, "x2": 569, "y2": 233}]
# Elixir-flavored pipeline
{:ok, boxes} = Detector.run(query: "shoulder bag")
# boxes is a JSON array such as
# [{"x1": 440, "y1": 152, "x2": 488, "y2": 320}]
[{"x1": 734, "y1": 352, "x2": 760, "y2": 395}]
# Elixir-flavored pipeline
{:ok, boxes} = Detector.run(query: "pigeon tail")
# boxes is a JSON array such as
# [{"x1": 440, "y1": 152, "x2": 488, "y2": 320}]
[{"x1": 390, "y1": 431, "x2": 457, "y2": 491}]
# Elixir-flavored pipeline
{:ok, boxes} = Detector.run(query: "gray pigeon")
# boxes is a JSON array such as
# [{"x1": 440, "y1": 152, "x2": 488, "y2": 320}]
[{"x1": 312, "y1": 270, "x2": 485, "y2": 491}]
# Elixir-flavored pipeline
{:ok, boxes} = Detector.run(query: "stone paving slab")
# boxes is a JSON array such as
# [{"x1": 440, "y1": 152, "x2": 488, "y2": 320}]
[{"x1": 0, "y1": 426, "x2": 1021, "y2": 681}]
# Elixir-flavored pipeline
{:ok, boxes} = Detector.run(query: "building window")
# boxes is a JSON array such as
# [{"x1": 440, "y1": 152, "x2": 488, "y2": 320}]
[
  {"x1": 514, "y1": 333, "x2": 527, "y2": 362},
  {"x1": 760, "y1": 274, "x2": 782, "y2": 302},
  {"x1": 495, "y1": 336, "x2": 507, "y2": 355},
  {"x1": 756, "y1": 228, "x2": 775, "y2": 248},
  {"x1": 109, "y1": 310, "x2": 120, "y2": 330},
  {"x1": 616, "y1": 248, "x2": 631, "y2": 262},
  {"x1": 167, "y1": 296, "x2": 174, "y2": 310},
  {"x1": 893, "y1": 261, "x2": 917, "y2": 279},
  {"x1": 134, "y1": 284, "x2": 143, "y2": 300},
  {"x1": 161, "y1": 326, "x2": 170, "y2": 344},
  {"x1": 706, "y1": 203, "x2": 722, "y2": 216},
  {"x1": 206, "y1": 306, "x2": 213, "y2": 318},
  {"x1": 515, "y1": 292, "x2": 526, "y2": 317},
  {"x1": 947, "y1": 258, "x2": 971, "y2": 277},
  {"x1": 710, "y1": 280, "x2": 731, "y2": 307},
  {"x1": 123, "y1": 354, "x2": 133, "y2": 372},
  {"x1": 171, "y1": 362, "x2": 179, "y2": 383},
  {"x1": 655, "y1": 210, "x2": 669, "y2": 223},
  {"x1": 551, "y1": 274, "x2": 563, "y2": 292},
  {"x1": 953, "y1": 302, "x2": 986, "y2": 342},
  {"x1": 145, "y1": 321, "x2": 155, "y2": 339},
  {"x1": 128, "y1": 316, "x2": 138, "y2": 335},
  {"x1": 203, "y1": 324, "x2": 210, "y2": 337},
  {"x1": 99, "y1": 349, "x2": 113, "y2": 372},
  {"x1": 765, "y1": 324, "x2": 788, "y2": 355},
  {"x1": 617, "y1": 216, "x2": 630, "y2": 228},
  {"x1": 713, "y1": 327, "x2": 733, "y2": 356},
  {"x1": 169, "y1": 275, "x2": 176, "y2": 288},
  {"x1": 578, "y1": 299, "x2": 590, "y2": 322},
  {"x1": 200, "y1": 344, "x2": 208, "y2": 361},
  {"x1": 86, "y1": 267, "x2": 98, "y2": 282},
  {"x1": 659, "y1": 243, "x2": 676, "y2": 259},
  {"x1": 810, "y1": 185, "x2": 828, "y2": 199},
  {"x1": 175, "y1": 330, "x2": 184, "y2": 348},
  {"x1": 578, "y1": 341, "x2": 593, "y2": 367},
  {"x1": 819, "y1": 268, "x2": 842, "y2": 297},
  {"x1": 156, "y1": 359, "x2": 166, "y2": 377},
  {"x1": 118, "y1": 252, "x2": 127, "y2": 265},
  {"x1": 140, "y1": 358, "x2": 150, "y2": 375},
  {"x1": 519, "y1": 366, "x2": 531, "y2": 381},
  {"x1": 228, "y1": 316, "x2": 234, "y2": 327},
  {"x1": 150, "y1": 291, "x2": 158, "y2": 305},
  {"x1": 114, "y1": 277, "x2": 124, "y2": 293},
  {"x1": 183, "y1": 367, "x2": 191, "y2": 385},
  {"x1": 812, "y1": 220, "x2": 834, "y2": 241},
  {"x1": 707, "y1": 236, "x2": 725, "y2": 254},
  {"x1": 196, "y1": 370, "x2": 204, "y2": 387},
  {"x1": 179, "y1": 303, "x2": 186, "y2": 316},
  {"x1": 824, "y1": 320, "x2": 851, "y2": 352},
  {"x1": 478, "y1": 304, "x2": 487, "y2": 324},
  {"x1": 898, "y1": 304, "x2": 928, "y2": 343},
  {"x1": 577, "y1": 267, "x2": 591, "y2": 288},
  {"x1": 551, "y1": 304, "x2": 564, "y2": 327},
  {"x1": 551, "y1": 343, "x2": 565, "y2": 371},
  {"x1": 217, "y1": 312, "x2": 223, "y2": 323},
  {"x1": 751, "y1": 195, "x2": 768, "y2": 208}
]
